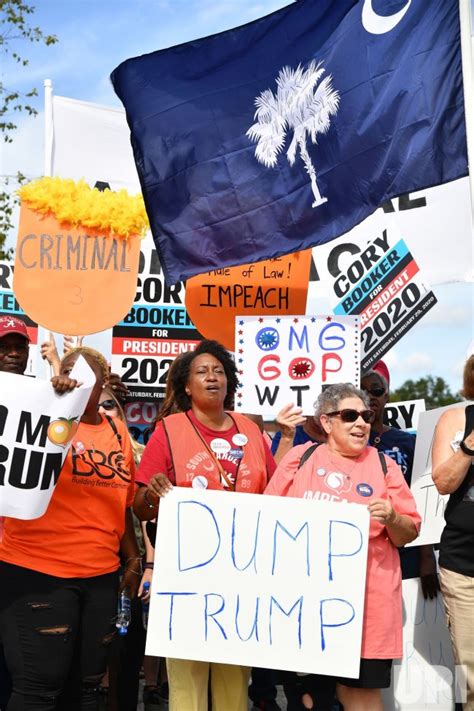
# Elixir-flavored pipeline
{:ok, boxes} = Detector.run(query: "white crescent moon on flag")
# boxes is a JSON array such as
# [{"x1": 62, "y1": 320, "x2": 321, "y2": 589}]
[{"x1": 362, "y1": 0, "x2": 412, "y2": 35}]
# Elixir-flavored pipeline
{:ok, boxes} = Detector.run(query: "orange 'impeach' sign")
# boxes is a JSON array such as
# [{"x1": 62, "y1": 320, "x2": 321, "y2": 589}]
[
  {"x1": 185, "y1": 251, "x2": 312, "y2": 350},
  {"x1": 14, "y1": 206, "x2": 141, "y2": 335}
]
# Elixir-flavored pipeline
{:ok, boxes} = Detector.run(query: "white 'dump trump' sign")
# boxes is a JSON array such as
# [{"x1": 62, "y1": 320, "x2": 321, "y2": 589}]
[
  {"x1": 0, "y1": 356, "x2": 95, "y2": 519},
  {"x1": 146, "y1": 488, "x2": 369, "y2": 678}
]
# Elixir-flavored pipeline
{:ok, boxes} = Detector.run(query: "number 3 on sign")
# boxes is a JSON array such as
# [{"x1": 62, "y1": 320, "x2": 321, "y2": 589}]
[{"x1": 69, "y1": 285, "x2": 84, "y2": 306}]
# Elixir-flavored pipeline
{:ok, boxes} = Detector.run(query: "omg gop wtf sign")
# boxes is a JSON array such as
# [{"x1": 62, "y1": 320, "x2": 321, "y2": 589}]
[{"x1": 236, "y1": 315, "x2": 360, "y2": 416}]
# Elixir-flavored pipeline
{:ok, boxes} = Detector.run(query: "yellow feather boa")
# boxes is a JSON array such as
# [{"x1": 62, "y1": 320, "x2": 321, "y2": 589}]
[{"x1": 19, "y1": 177, "x2": 149, "y2": 239}]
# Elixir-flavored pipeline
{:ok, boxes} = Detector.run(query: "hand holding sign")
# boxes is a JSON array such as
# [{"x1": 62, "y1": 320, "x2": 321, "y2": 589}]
[
  {"x1": 276, "y1": 404, "x2": 307, "y2": 438},
  {"x1": 40, "y1": 332, "x2": 61, "y2": 376},
  {"x1": 63, "y1": 335, "x2": 83, "y2": 354},
  {"x1": 147, "y1": 473, "x2": 174, "y2": 500},
  {"x1": 368, "y1": 498, "x2": 395, "y2": 524}
]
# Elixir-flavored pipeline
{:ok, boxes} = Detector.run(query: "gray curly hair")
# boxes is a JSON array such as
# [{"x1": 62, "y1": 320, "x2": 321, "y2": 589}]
[{"x1": 314, "y1": 383, "x2": 370, "y2": 425}]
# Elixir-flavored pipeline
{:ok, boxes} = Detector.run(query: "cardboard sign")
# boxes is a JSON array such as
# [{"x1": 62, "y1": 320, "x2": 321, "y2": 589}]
[
  {"x1": 382, "y1": 578, "x2": 457, "y2": 710},
  {"x1": 0, "y1": 260, "x2": 38, "y2": 376},
  {"x1": 312, "y1": 216, "x2": 437, "y2": 372},
  {"x1": 185, "y1": 251, "x2": 312, "y2": 351},
  {"x1": 147, "y1": 488, "x2": 369, "y2": 677},
  {"x1": 405, "y1": 402, "x2": 466, "y2": 548},
  {"x1": 0, "y1": 357, "x2": 95, "y2": 519},
  {"x1": 236, "y1": 315, "x2": 360, "y2": 416},
  {"x1": 111, "y1": 242, "x2": 202, "y2": 400},
  {"x1": 383, "y1": 399, "x2": 426, "y2": 433},
  {"x1": 14, "y1": 205, "x2": 141, "y2": 335}
]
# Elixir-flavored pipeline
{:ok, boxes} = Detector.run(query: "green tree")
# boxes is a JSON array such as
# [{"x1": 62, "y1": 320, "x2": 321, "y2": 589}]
[
  {"x1": 0, "y1": 0, "x2": 58, "y2": 256},
  {"x1": 391, "y1": 375, "x2": 462, "y2": 410}
]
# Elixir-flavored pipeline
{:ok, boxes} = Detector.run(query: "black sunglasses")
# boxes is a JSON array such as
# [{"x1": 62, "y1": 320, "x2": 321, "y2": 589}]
[
  {"x1": 361, "y1": 386, "x2": 386, "y2": 397},
  {"x1": 98, "y1": 399, "x2": 117, "y2": 411},
  {"x1": 325, "y1": 409, "x2": 375, "y2": 424}
]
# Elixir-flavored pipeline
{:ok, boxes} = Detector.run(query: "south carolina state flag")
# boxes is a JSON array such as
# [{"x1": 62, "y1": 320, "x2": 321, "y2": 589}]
[{"x1": 112, "y1": 0, "x2": 468, "y2": 285}]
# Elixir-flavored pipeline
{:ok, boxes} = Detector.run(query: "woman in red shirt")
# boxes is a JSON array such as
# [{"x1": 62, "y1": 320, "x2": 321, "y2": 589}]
[{"x1": 134, "y1": 339, "x2": 275, "y2": 711}]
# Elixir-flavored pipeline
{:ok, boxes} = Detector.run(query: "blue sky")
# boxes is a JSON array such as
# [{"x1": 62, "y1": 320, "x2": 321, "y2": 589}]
[{"x1": 1, "y1": 0, "x2": 473, "y2": 394}]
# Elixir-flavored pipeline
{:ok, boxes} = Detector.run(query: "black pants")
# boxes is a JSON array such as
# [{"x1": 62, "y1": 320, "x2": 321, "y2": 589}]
[
  {"x1": 0, "y1": 562, "x2": 118, "y2": 711},
  {"x1": 0, "y1": 642, "x2": 11, "y2": 710},
  {"x1": 281, "y1": 671, "x2": 337, "y2": 711},
  {"x1": 248, "y1": 667, "x2": 278, "y2": 704},
  {"x1": 107, "y1": 595, "x2": 146, "y2": 711}
]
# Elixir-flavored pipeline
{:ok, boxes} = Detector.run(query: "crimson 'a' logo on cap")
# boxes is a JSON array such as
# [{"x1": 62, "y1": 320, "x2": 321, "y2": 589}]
[{"x1": 0, "y1": 315, "x2": 30, "y2": 340}]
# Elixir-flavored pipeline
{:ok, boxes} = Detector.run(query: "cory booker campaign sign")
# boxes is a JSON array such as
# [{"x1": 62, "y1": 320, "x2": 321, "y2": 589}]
[{"x1": 112, "y1": 0, "x2": 468, "y2": 285}]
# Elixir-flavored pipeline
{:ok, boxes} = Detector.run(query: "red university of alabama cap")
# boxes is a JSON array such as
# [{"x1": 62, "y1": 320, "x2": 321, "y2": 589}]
[
  {"x1": 372, "y1": 359, "x2": 390, "y2": 388},
  {"x1": 0, "y1": 315, "x2": 30, "y2": 341}
]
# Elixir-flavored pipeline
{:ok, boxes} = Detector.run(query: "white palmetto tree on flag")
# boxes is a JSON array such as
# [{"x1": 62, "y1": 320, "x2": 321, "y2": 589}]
[{"x1": 247, "y1": 60, "x2": 340, "y2": 207}]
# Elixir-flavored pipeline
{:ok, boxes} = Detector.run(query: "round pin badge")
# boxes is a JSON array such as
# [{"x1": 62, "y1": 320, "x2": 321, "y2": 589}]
[
  {"x1": 192, "y1": 475, "x2": 208, "y2": 489},
  {"x1": 74, "y1": 441, "x2": 85, "y2": 454},
  {"x1": 356, "y1": 483, "x2": 373, "y2": 497},
  {"x1": 229, "y1": 448, "x2": 244, "y2": 459},
  {"x1": 232, "y1": 433, "x2": 248, "y2": 447},
  {"x1": 210, "y1": 438, "x2": 231, "y2": 455},
  {"x1": 317, "y1": 467, "x2": 326, "y2": 476}
]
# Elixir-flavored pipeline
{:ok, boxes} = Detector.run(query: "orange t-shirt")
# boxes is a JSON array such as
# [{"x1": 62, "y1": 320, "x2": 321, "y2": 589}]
[{"x1": 0, "y1": 415, "x2": 135, "y2": 578}]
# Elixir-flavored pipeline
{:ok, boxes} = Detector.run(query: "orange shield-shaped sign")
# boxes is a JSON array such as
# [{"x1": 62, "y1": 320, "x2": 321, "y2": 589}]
[
  {"x1": 185, "y1": 251, "x2": 312, "y2": 351},
  {"x1": 14, "y1": 205, "x2": 141, "y2": 335}
]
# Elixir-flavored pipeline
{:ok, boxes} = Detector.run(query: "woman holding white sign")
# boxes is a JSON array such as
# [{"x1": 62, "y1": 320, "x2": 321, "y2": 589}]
[
  {"x1": 266, "y1": 383, "x2": 420, "y2": 711},
  {"x1": 134, "y1": 338, "x2": 275, "y2": 711},
  {"x1": 432, "y1": 354, "x2": 474, "y2": 709},
  {"x1": 0, "y1": 347, "x2": 140, "y2": 711}
]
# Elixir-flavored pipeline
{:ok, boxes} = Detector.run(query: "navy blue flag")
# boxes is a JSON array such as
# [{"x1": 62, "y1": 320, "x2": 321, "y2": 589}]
[{"x1": 111, "y1": 0, "x2": 468, "y2": 285}]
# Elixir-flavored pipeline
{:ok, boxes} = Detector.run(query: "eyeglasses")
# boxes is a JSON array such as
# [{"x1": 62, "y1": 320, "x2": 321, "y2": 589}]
[
  {"x1": 325, "y1": 409, "x2": 375, "y2": 424},
  {"x1": 361, "y1": 386, "x2": 386, "y2": 397},
  {"x1": 98, "y1": 399, "x2": 117, "y2": 411}
]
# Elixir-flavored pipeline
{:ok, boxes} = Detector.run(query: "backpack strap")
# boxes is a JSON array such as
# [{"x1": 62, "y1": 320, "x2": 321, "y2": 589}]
[
  {"x1": 464, "y1": 404, "x2": 474, "y2": 440},
  {"x1": 297, "y1": 443, "x2": 320, "y2": 470},
  {"x1": 298, "y1": 442, "x2": 388, "y2": 476},
  {"x1": 105, "y1": 415, "x2": 123, "y2": 447}
]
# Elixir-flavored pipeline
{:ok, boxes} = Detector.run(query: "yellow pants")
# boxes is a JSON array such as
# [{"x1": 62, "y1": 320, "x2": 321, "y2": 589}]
[
  {"x1": 166, "y1": 658, "x2": 250, "y2": 711},
  {"x1": 439, "y1": 567, "x2": 474, "y2": 710}
]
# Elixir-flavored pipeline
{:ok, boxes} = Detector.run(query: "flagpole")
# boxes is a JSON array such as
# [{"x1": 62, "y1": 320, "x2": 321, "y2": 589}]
[
  {"x1": 43, "y1": 80, "x2": 54, "y2": 377},
  {"x1": 44, "y1": 79, "x2": 53, "y2": 178},
  {"x1": 459, "y1": 0, "x2": 474, "y2": 227}
]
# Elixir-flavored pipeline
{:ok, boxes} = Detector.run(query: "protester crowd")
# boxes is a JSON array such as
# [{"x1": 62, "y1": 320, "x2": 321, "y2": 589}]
[{"x1": 0, "y1": 316, "x2": 472, "y2": 711}]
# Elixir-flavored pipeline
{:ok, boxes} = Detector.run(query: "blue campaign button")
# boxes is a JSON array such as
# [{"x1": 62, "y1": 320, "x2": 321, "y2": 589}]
[
  {"x1": 229, "y1": 448, "x2": 244, "y2": 459},
  {"x1": 356, "y1": 483, "x2": 373, "y2": 497}
]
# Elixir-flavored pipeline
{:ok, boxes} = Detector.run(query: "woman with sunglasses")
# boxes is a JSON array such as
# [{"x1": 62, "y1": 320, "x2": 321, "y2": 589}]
[
  {"x1": 98, "y1": 391, "x2": 121, "y2": 417},
  {"x1": 266, "y1": 383, "x2": 420, "y2": 711}
]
